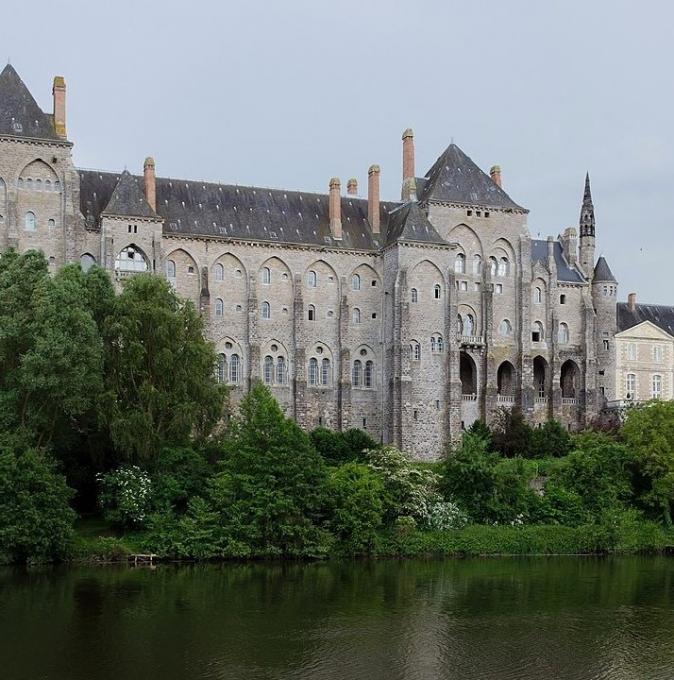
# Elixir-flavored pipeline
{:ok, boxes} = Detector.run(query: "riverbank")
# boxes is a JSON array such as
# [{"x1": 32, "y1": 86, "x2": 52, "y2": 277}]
[{"x1": 71, "y1": 518, "x2": 674, "y2": 564}]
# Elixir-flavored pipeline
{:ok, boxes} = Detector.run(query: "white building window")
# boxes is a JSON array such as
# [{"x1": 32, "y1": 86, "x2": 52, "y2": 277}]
[
  {"x1": 321, "y1": 358, "x2": 331, "y2": 386},
  {"x1": 454, "y1": 253, "x2": 465, "y2": 274},
  {"x1": 229, "y1": 354, "x2": 240, "y2": 384},
  {"x1": 166, "y1": 260, "x2": 176, "y2": 279},
  {"x1": 411, "y1": 342, "x2": 421, "y2": 361},
  {"x1": 495, "y1": 283, "x2": 503, "y2": 295},
  {"x1": 411, "y1": 288, "x2": 418, "y2": 303},
  {"x1": 365, "y1": 360, "x2": 373, "y2": 388},
  {"x1": 489, "y1": 257, "x2": 497, "y2": 277},
  {"x1": 263, "y1": 355, "x2": 274, "y2": 384},
  {"x1": 115, "y1": 245, "x2": 148, "y2": 272},
  {"x1": 352, "y1": 274, "x2": 361, "y2": 290},
  {"x1": 261, "y1": 267, "x2": 271, "y2": 285},
  {"x1": 558, "y1": 322, "x2": 569, "y2": 344},
  {"x1": 24, "y1": 211, "x2": 36, "y2": 231},
  {"x1": 352, "y1": 308, "x2": 360, "y2": 324},
  {"x1": 261, "y1": 301, "x2": 271, "y2": 319},
  {"x1": 473, "y1": 254, "x2": 482, "y2": 275},
  {"x1": 532, "y1": 321, "x2": 544, "y2": 343},
  {"x1": 80, "y1": 253, "x2": 96, "y2": 273},
  {"x1": 307, "y1": 270, "x2": 317, "y2": 288},
  {"x1": 534, "y1": 287, "x2": 542, "y2": 304},
  {"x1": 626, "y1": 373, "x2": 636, "y2": 399},
  {"x1": 352, "y1": 360, "x2": 362, "y2": 387},
  {"x1": 498, "y1": 257, "x2": 508, "y2": 277},
  {"x1": 214, "y1": 263, "x2": 224, "y2": 281},
  {"x1": 627, "y1": 343, "x2": 637, "y2": 361},
  {"x1": 215, "y1": 298, "x2": 224, "y2": 318},
  {"x1": 276, "y1": 357, "x2": 286, "y2": 385},
  {"x1": 652, "y1": 374, "x2": 662, "y2": 399},
  {"x1": 216, "y1": 354, "x2": 227, "y2": 384},
  {"x1": 308, "y1": 358, "x2": 319, "y2": 385},
  {"x1": 653, "y1": 345, "x2": 664, "y2": 363},
  {"x1": 498, "y1": 319, "x2": 513, "y2": 337}
]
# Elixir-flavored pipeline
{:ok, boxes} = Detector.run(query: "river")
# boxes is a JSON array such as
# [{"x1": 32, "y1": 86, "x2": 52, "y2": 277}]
[{"x1": 1, "y1": 557, "x2": 673, "y2": 679}]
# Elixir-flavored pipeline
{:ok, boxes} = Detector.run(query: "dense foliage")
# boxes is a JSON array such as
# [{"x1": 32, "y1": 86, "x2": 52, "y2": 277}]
[{"x1": 2, "y1": 250, "x2": 674, "y2": 563}]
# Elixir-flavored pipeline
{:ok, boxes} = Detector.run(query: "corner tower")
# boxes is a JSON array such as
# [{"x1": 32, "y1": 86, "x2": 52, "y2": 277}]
[
  {"x1": 592, "y1": 256, "x2": 618, "y2": 405},
  {"x1": 579, "y1": 173, "x2": 595, "y2": 278}
]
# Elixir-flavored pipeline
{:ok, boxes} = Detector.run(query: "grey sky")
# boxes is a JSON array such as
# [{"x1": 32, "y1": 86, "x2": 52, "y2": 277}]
[{"x1": 3, "y1": 0, "x2": 672, "y2": 302}]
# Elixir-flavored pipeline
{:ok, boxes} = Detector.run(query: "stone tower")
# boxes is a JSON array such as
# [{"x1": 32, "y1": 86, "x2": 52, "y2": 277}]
[
  {"x1": 578, "y1": 173, "x2": 596, "y2": 279},
  {"x1": 592, "y1": 255, "x2": 618, "y2": 405}
]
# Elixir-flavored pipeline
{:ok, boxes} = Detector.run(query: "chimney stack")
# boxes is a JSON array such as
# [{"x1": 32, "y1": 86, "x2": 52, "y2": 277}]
[
  {"x1": 347, "y1": 178, "x2": 358, "y2": 196},
  {"x1": 401, "y1": 128, "x2": 416, "y2": 201},
  {"x1": 628, "y1": 292, "x2": 637, "y2": 312},
  {"x1": 490, "y1": 165, "x2": 502, "y2": 188},
  {"x1": 329, "y1": 177, "x2": 342, "y2": 240},
  {"x1": 368, "y1": 165, "x2": 380, "y2": 234},
  {"x1": 144, "y1": 157, "x2": 157, "y2": 212},
  {"x1": 52, "y1": 76, "x2": 66, "y2": 139}
]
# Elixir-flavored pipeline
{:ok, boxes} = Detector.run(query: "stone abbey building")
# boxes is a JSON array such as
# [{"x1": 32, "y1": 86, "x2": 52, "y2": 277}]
[{"x1": 0, "y1": 64, "x2": 640, "y2": 458}]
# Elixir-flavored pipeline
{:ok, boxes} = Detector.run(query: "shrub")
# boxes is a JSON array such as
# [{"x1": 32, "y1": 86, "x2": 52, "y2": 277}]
[
  {"x1": 310, "y1": 427, "x2": 378, "y2": 465},
  {"x1": 530, "y1": 420, "x2": 572, "y2": 458},
  {"x1": 0, "y1": 449, "x2": 76, "y2": 563},
  {"x1": 152, "y1": 446, "x2": 211, "y2": 512},
  {"x1": 491, "y1": 408, "x2": 533, "y2": 458},
  {"x1": 98, "y1": 465, "x2": 153, "y2": 529}
]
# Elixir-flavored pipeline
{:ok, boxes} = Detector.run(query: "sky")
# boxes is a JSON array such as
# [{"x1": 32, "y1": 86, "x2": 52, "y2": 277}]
[{"x1": 2, "y1": 0, "x2": 672, "y2": 303}]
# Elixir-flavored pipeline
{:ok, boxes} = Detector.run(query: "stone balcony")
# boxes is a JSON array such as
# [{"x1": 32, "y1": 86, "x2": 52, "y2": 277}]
[
  {"x1": 496, "y1": 394, "x2": 515, "y2": 404},
  {"x1": 456, "y1": 335, "x2": 485, "y2": 347}
]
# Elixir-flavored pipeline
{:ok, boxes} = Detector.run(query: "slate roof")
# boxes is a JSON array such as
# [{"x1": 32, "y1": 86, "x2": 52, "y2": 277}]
[
  {"x1": 79, "y1": 170, "x2": 396, "y2": 250},
  {"x1": 0, "y1": 64, "x2": 60, "y2": 142},
  {"x1": 385, "y1": 201, "x2": 446, "y2": 247},
  {"x1": 617, "y1": 302, "x2": 674, "y2": 336},
  {"x1": 530, "y1": 239, "x2": 586, "y2": 283},
  {"x1": 102, "y1": 170, "x2": 157, "y2": 218},
  {"x1": 593, "y1": 256, "x2": 616, "y2": 282},
  {"x1": 419, "y1": 143, "x2": 526, "y2": 211}
]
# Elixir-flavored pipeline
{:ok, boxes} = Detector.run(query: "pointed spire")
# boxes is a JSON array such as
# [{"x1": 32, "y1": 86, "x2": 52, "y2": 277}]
[{"x1": 579, "y1": 172, "x2": 595, "y2": 237}]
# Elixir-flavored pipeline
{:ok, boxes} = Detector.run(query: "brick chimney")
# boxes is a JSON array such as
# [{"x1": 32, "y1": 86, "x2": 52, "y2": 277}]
[
  {"x1": 52, "y1": 76, "x2": 66, "y2": 139},
  {"x1": 401, "y1": 128, "x2": 416, "y2": 200},
  {"x1": 368, "y1": 164, "x2": 380, "y2": 234},
  {"x1": 628, "y1": 292, "x2": 637, "y2": 312},
  {"x1": 143, "y1": 157, "x2": 157, "y2": 212},
  {"x1": 490, "y1": 165, "x2": 502, "y2": 188},
  {"x1": 347, "y1": 178, "x2": 358, "y2": 196},
  {"x1": 329, "y1": 177, "x2": 342, "y2": 240}
]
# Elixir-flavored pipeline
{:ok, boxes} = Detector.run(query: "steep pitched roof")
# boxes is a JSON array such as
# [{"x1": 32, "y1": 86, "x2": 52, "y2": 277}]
[
  {"x1": 593, "y1": 256, "x2": 616, "y2": 282},
  {"x1": 384, "y1": 202, "x2": 446, "y2": 247},
  {"x1": 617, "y1": 302, "x2": 674, "y2": 336},
  {"x1": 101, "y1": 170, "x2": 157, "y2": 219},
  {"x1": 0, "y1": 64, "x2": 60, "y2": 142},
  {"x1": 419, "y1": 143, "x2": 526, "y2": 211},
  {"x1": 530, "y1": 239, "x2": 586, "y2": 283},
  {"x1": 81, "y1": 170, "x2": 396, "y2": 250}
]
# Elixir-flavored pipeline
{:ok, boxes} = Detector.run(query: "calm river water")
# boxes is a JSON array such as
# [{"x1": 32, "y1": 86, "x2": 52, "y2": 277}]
[{"x1": 2, "y1": 557, "x2": 674, "y2": 680}]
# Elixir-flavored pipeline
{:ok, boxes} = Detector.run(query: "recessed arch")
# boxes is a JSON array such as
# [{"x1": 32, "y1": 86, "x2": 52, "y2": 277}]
[
  {"x1": 18, "y1": 159, "x2": 60, "y2": 187},
  {"x1": 350, "y1": 262, "x2": 380, "y2": 289},
  {"x1": 447, "y1": 223, "x2": 484, "y2": 257},
  {"x1": 80, "y1": 253, "x2": 96, "y2": 273},
  {"x1": 560, "y1": 359, "x2": 579, "y2": 398},
  {"x1": 497, "y1": 360, "x2": 516, "y2": 395},
  {"x1": 533, "y1": 355, "x2": 549, "y2": 398},
  {"x1": 115, "y1": 244, "x2": 149, "y2": 272},
  {"x1": 460, "y1": 351, "x2": 477, "y2": 395},
  {"x1": 165, "y1": 247, "x2": 200, "y2": 304}
]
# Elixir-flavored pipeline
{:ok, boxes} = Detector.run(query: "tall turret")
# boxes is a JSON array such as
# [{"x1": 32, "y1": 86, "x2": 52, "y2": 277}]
[
  {"x1": 579, "y1": 173, "x2": 596, "y2": 278},
  {"x1": 592, "y1": 256, "x2": 618, "y2": 404}
]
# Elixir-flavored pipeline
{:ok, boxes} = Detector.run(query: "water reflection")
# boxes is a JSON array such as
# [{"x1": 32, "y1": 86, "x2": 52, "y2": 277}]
[{"x1": 1, "y1": 557, "x2": 673, "y2": 680}]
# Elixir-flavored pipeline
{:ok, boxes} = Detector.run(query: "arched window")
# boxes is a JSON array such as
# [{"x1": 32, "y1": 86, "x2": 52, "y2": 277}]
[
  {"x1": 411, "y1": 342, "x2": 421, "y2": 361},
  {"x1": 532, "y1": 321, "x2": 544, "y2": 343},
  {"x1": 498, "y1": 319, "x2": 512, "y2": 337},
  {"x1": 352, "y1": 308, "x2": 360, "y2": 324},
  {"x1": 166, "y1": 260, "x2": 176, "y2": 279},
  {"x1": 216, "y1": 354, "x2": 227, "y2": 384},
  {"x1": 115, "y1": 245, "x2": 148, "y2": 272},
  {"x1": 215, "y1": 298, "x2": 224, "y2": 317},
  {"x1": 352, "y1": 274, "x2": 361, "y2": 290},
  {"x1": 276, "y1": 357, "x2": 286, "y2": 385},
  {"x1": 308, "y1": 358, "x2": 319, "y2": 385},
  {"x1": 411, "y1": 288, "x2": 418, "y2": 303},
  {"x1": 80, "y1": 253, "x2": 96, "y2": 273},
  {"x1": 434, "y1": 284, "x2": 441, "y2": 300},
  {"x1": 261, "y1": 301, "x2": 271, "y2": 319},
  {"x1": 437, "y1": 335, "x2": 444, "y2": 352},
  {"x1": 489, "y1": 257, "x2": 497, "y2": 277},
  {"x1": 307, "y1": 270, "x2": 317, "y2": 288},
  {"x1": 44, "y1": 179, "x2": 51, "y2": 191},
  {"x1": 534, "y1": 286, "x2": 542, "y2": 304},
  {"x1": 473, "y1": 254, "x2": 482, "y2": 275},
  {"x1": 454, "y1": 253, "x2": 465, "y2": 274},
  {"x1": 558, "y1": 322, "x2": 569, "y2": 344},
  {"x1": 214, "y1": 263, "x2": 224, "y2": 281},
  {"x1": 365, "y1": 360, "x2": 373, "y2": 388},
  {"x1": 47, "y1": 218, "x2": 55, "y2": 232},
  {"x1": 431, "y1": 336, "x2": 436, "y2": 352},
  {"x1": 352, "y1": 360, "x2": 362, "y2": 387},
  {"x1": 498, "y1": 257, "x2": 508, "y2": 277},
  {"x1": 263, "y1": 355, "x2": 274, "y2": 384},
  {"x1": 652, "y1": 374, "x2": 662, "y2": 400},
  {"x1": 229, "y1": 354, "x2": 240, "y2": 384},
  {"x1": 308, "y1": 304, "x2": 315, "y2": 321},
  {"x1": 321, "y1": 358, "x2": 331, "y2": 386},
  {"x1": 24, "y1": 211, "x2": 36, "y2": 231},
  {"x1": 261, "y1": 266, "x2": 271, "y2": 285},
  {"x1": 626, "y1": 373, "x2": 636, "y2": 399}
]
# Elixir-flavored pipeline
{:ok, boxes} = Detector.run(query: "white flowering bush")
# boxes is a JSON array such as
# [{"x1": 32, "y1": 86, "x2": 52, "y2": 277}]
[
  {"x1": 97, "y1": 466, "x2": 153, "y2": 529},
  {"x1": 367, "y1": 446, "x2": 466, "y2": 530}
]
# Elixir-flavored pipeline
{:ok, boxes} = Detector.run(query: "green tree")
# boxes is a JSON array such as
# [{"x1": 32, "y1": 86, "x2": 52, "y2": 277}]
[
  {"x1": 530, "y1": 420, "x2": 572, "y2": 458},
  {"x1": 211, "y1": 382, "x2": 329, "y2": 557},
  {"x1": 491, "y1": 408, "x2": 534, "y2": 458},
  {"x1": 621, "y1": 401, "x2": 674, "y2": 525},
  {"x1": 326, "y1": 463, "x2": 384, "y2": 553},
  {"x1": 0, "y1": 448, "x2": 76, "y2": 563},
  {"x1": 152, "y1": 446, "x2": 211, "y2": 512},
  {"x1": 101, "y1": 274, "x2": 227, "y2": 464},
  {"x1": 310, "y1": 427, "x2": 378, "y2": 465}
]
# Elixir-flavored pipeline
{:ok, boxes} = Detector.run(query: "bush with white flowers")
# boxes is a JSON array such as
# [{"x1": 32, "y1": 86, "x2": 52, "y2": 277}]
[{"x1": 97, "y1": 466, "x2": 153, "y2": 528}]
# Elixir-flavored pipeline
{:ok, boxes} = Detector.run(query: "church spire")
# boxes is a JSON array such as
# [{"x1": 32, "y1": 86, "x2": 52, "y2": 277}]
[{"x1": 579, "y1": 172, "x2": 595, "y2": 237}]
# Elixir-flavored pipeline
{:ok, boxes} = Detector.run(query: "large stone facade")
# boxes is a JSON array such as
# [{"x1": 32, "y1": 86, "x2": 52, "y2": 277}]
[{"x1": 0, "y1": 65, "x2": 627, "y2": 459}]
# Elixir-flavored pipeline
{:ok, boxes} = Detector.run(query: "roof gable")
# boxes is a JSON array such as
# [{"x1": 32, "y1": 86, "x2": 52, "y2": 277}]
[
  {"x1": 419, "y1": 143, "x2": 526, "y2": 211},
  {"x1": 0, "y1": 64, "x2": 60, "y2": 142},
  {"x1": 384, "y1": 202, "x2": 446, "y2": 247},
  {"x1": 615, "y1": 319, "x2": 674, "y2": 341},
  {"x1": 530, "y1": 239, "x2": 586, "y2": 284},
  {"x1": 102, "y1": 170, "x2": 157, "y2": 219}
]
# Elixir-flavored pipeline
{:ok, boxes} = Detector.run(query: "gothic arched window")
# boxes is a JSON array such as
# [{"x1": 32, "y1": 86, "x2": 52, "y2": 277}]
[
  {"x1": 215, "y1": 298, "x2": 224, "y2": 318},
  {"x1": 352, "y1": 360, "x2": 362, "y2": 387},
  {"x1": 263, "y1": 355, "x2": 274, "y2": 384},
  {"x1": 214, "y1": 263, "x2": 224, "y2": 281},
  {"x1": 24, "y1": 211, "x2": 36, "y2": 231},
  {"x1": 261, "y1": 301, "x2": 271, "y2": 319}
]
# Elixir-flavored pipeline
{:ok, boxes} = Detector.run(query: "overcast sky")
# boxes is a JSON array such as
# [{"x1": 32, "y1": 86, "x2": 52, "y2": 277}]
[{"x1": 3, "y1": 0, "x2": 672, "y2": 303}]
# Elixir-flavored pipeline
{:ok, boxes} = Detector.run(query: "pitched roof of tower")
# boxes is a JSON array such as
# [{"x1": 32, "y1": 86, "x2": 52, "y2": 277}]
[
  {"x1": 101, "y1": 170, "x2": 157, "y2": 218},
  {"x1": 384, "y1": 201, "x2": 446, "y2": 247},
  {"x1": 0, "y1": 64, "x2": 60, "y2": 142},
  {"x1": 593, "y1": 256, "x2": 616, "y2": 282},
  {"x1": 617, "y1": 302, "x2": 674, "y2": 336},
  {"x1": 530, "y1": 239, "x2": 586, "y2": 283},
  {"x1": 80, "y1": 170, "x2": 395, "y2": 250},
  {"x1": 418, "y1": 143, "x2": 526, "y2": 211}
]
